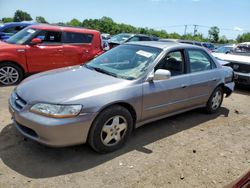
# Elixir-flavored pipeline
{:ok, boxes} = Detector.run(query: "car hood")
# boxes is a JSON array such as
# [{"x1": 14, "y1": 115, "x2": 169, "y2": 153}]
[
  {"x1": 16, "y1": 66, "x2": 130, "y2": 104},
  {"x1": 0, "y1": 40, "x2": 20, "y2": 49},
  {"x1": 212, "y1": 52, "x2": 250, "y2": 64}
]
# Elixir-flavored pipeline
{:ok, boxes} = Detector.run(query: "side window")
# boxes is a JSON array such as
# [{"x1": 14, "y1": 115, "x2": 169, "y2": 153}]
[
  {"x1": 156, "y1": 51, "x2": 185, "y2": 76},
  {"x1": 35, "y1": 30, "x2": 62, "y2": 44},
  {"x1": 127, "y1": 36, "x2": 140, "y2": 42},
  {"x1": 63, "y1": 32, "x2": 93, "y2": 43},
  {"x1": 139, "y1": 36, "x2": 151, "y2": 41},
  {"x1": 188, "y1": 50, "x2": 215, "y2": 73}
]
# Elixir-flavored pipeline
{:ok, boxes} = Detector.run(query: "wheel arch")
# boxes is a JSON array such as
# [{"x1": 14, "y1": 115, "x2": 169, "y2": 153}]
[
  {"x1": 96, "y1": 102, "x2": 137, "y2": 128},
  {"x1": 216, "y1": 82, "x2": 232, "y2": 97},
  {"x1": 0, "y1": 60, "x2": 26, "y2": 75}
]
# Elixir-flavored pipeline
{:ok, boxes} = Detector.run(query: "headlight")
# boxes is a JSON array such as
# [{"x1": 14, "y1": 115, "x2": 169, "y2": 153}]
[{"x1": 30, "y1": 103, "x2": 82, "y2": 118}]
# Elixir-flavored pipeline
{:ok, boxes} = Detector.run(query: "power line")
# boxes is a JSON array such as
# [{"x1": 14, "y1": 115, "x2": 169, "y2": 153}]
[{"x1": 153, "y1": 24, "x2": 250, "y2": 32}]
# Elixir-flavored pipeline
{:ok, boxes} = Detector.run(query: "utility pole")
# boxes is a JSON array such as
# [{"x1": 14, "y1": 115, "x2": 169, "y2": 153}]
[
  {"x1": 184, "y1": 25, "x2": 187, "y2": 35},
  {"x1": 193, "y1": 24, "x2": 198, "y2": 36}
]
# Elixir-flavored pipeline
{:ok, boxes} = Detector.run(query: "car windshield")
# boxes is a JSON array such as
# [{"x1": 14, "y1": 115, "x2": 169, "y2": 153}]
[
  {"x1": 109, "y1": 33, "x2": 134, "y2": 43},
  {"x1": 5, "y1": 27, "x2": 39, "y2": 44},
  {"x1": 215, "y1": 46, "x2": 232, "y2": 53},
  {"x1": 85, "y1": 44, "x2": 162, "y2": 80}
]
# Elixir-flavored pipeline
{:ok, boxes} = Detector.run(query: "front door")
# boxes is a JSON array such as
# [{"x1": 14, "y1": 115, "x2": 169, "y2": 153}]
[
  {"x1": 142, "y1": 50, "x2": 191, "y2": 121},
  {"x1": 26, "y1": 30, "x2": 64, "y2": 72}
]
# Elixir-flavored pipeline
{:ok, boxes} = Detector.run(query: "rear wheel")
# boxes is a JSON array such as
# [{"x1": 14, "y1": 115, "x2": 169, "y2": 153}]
[
  {"x1": 0, "y1": 62, "x2": 23, "y2": 85},
  {"x1": 88, "y1": 105, "x2": 133, "y2": 153},
  {"x1": 205, "y1": 86, "x2": 224, "y2": 114}
]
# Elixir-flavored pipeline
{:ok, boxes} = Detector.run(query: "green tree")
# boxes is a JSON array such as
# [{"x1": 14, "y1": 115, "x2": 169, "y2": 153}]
[
  {"x1": 67, "y1": 18, "x2": 82, "y2": 27},
  {"x1": 1, "y1": 17, "x2": 13, "y2": 23},
  {"x1": 236, "y1": 32, "x2": 250, "y2": 43},
  {"x1": 218, "y1": 35, "x2": 228, "y2": 44},
  {"x1": 208, "y1": 26, "x2": 220, "y2": 43},
  {"x1": 13, "y1": 10, "x2": 32, "y2": 22},
  {"x1": 36, "y1": 16, "x2": 48, "y2": 23}
]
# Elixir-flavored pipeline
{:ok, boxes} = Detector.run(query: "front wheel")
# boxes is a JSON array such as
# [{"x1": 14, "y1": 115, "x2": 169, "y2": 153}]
[
  {"x1": 0, "y1": 63, "x2": 23, "y2": 85},
  {"x1": 88, "y1": 105, "x2": 133, "y2": 153},
  {"x1": 205, "y1": 87, "x2": 224, "y2": 114}
]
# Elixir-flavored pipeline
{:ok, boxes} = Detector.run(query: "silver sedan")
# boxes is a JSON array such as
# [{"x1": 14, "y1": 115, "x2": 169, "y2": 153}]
[{"x1": 9, "y1": 42, "x2": 235, "y2": 153}]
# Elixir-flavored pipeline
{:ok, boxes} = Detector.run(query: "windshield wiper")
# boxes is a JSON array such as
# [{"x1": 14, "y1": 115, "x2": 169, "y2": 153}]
[{"x1": 89, "y1": 66, "x2": 118, "y2": 78}]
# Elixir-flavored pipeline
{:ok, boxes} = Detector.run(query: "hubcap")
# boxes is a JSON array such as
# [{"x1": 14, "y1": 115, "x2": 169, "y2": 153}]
[
  {"x1": 0, "y1": 66, "x2": 19, "y2": 85},
  {"x1": 211, "y1": 90, "x2": 222, "y2": 110},
  {"x1": 101, "y1": 115, "x2": 128, "y2": 146}
]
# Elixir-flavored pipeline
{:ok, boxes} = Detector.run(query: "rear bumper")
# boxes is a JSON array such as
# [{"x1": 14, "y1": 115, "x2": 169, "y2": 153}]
[{"x1": 234, "y1": 72, "x2": 250, "y2": 86}]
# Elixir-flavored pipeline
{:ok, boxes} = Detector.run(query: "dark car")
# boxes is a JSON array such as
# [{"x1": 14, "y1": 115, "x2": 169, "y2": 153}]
[
  {"x1": 108, "y1": 33, "x2": 158, "y2": 48},
  {"x1": 202, "y1": 42, "x2": 215, "y2": 51},
  {"x1": 0, "y1": 22, "x2": 35, "y2": 40}
]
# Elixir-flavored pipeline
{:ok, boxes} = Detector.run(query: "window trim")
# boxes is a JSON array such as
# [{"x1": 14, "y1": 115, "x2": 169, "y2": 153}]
[{"x1": 26, "y1": 29, "x2": 63, "y2": 45}]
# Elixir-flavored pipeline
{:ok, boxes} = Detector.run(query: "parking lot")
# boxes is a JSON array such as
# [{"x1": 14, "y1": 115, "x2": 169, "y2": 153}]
[{"x1": 0, "y1": 85, "x2": 249, "y2": 187}]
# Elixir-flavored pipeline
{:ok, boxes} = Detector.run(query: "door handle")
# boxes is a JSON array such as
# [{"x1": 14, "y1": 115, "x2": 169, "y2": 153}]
[
  {"x1": 181, "y1": 84, "x2": 188, "y2": 88},
  {"x1": 57, "y1": 49, "x2": 63, "y2": 52},
  {"x1": 17, "y1": 49, "x2": 25, "y2": 53},
  {"x1": 211, "y1": 78, "x2": 218, "y2": 82}
]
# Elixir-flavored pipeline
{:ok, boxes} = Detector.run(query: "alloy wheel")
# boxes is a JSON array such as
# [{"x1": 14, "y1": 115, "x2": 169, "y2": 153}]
[
  {"x1": 0, "y1": 66, "x2": 19, "y2": 85},
  {"x1": 211, "y1": 90, "x2": 222, "y2": 110},
  {"x1": 101, "y1": 115, "x2": 128, "y2": 146}
]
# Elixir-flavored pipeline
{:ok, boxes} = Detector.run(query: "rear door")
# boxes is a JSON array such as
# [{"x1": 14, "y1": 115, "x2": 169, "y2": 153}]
[
  {"x1": 26, "y1": 30, "x2": 64, "y2": 72},
  {"x1": 186, "y1": 49, "x2": 220, "y2": 106},
  {"x1": 142, "y1": 50, "x2": 191, "y2": 121},
  {"x1": 62, "y1": 32, "x2": 95, "y2": 65}
]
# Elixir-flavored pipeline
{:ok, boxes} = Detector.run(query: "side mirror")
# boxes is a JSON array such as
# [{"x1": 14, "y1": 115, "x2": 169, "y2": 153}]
[
  {"x1": 147, "y1": 69, "x2": 171, "y2": 82},
  {"x1": 30, "y1": 38, "x2": 42, "y2": 45}
]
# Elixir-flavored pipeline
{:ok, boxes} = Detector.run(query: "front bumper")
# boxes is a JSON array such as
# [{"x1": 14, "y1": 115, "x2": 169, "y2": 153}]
[
  {"x1": 224, "y1": 81, "x2": 235, "y2": 97},
  {"x1": 234, "y1": 72, "x2": 250, "y2": 86},
  {"x1": 9, "y1": 99, "x2": 97, "y2": 147}
]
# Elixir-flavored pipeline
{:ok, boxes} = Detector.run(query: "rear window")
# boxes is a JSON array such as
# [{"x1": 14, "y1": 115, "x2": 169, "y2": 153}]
[{"x1": 63, "y1": 32, "x2": 93, "y2": 43}]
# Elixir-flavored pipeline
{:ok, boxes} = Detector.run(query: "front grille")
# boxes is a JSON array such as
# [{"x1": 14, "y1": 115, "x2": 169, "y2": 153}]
[
  {"x1": 226, "y1": 62, "x2": 250, "y2": 73},
  {"x1": 11, "y1": 92, "x2": 27, "y2": 111}
]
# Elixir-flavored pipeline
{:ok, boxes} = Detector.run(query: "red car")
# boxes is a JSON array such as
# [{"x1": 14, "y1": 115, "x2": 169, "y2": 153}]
[{"x1": 0, "y1": 24, "x2": 104, "y2": 85}]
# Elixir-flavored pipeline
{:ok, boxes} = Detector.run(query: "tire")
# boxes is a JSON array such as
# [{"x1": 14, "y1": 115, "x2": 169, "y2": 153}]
[
  {"x1": 88, "y1": 105, "x2": 133, "y2": 153},
  {"x1": 205, "y1": 86, "x2": 224, "y2": 114},
  {"x1": 0, "y1": 62, "x2": 23, "y2": 85}
]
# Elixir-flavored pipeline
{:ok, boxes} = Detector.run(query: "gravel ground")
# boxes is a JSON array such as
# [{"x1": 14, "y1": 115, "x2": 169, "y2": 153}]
[{"x1": 0, "y1": 85, "x2": 249, "y2": 188}]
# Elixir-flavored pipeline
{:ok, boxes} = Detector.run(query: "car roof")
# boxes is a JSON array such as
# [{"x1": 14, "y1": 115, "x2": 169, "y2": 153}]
[
  {"x1": 29, "y1": 24, "x2": 100, "y2": 34},
  {"x1": 159, "y1": 38, "x2": 202, "y2": 44},
  {"x1": 116, "y1": 33, "x2": 151, "y2": 37},
  {"x1": 126, "y1": 41, "x2": 201, "y2": 50},
  {"x1": 223, "y1": 45, "x2": 234, "y2": 47},
  {"x1": 1, "y1": 22, "x2": 33, "y2": 27}
]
